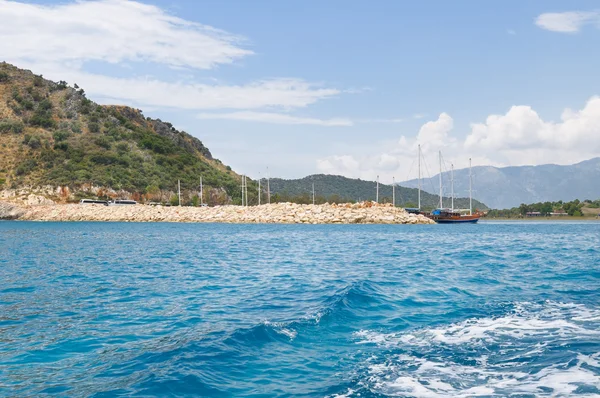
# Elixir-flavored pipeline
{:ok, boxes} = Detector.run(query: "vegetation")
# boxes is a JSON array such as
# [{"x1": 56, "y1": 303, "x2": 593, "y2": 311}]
[
  {"x1": 269, "y1": 174, "x2": 488, "y2": 209},
  {"x1": 0, "y1": 119, "x2": 24, "y2": 134},
  {"x1": 0, "y1": 62, "x2": 243, "y2": 205},
  {"x1": 486, "y1": 199, "x2": 599, "y2": 218}
]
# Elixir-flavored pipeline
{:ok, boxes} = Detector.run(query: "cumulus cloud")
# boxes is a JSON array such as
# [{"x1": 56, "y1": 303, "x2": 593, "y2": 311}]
[
  {"x1": 535, "y1": 11, "x2": 600, "y2": 33},
  {"x1": 0, "y1": 0, "x2": 251, "y2": 69},
  {"x1": 0, "y1": 0, "x2": 341, "y2": 112},
  {"x1": 317, "y1": 97, "x2": 600, "y2": 182},
  {"x1": 465, "y1": 96, "x2": 600, "y2": 163},
  {"x1": 197, "y1": 111, "x2": 352, "y2": 126}
]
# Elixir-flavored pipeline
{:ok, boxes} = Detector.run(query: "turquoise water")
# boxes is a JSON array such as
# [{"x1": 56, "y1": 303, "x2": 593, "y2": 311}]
[{"x1": 1, "y1": 221, "x2": 599, "y2": 397}]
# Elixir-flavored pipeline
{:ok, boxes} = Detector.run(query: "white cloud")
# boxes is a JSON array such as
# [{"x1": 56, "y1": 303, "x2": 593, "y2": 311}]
[
  {"x1": 507, "y1": 29, "x2": 517, "y2": 35},
  {"x1": 465, "y1": 96, "x2": 600, "y2": 163},
  {"x1": 197, "y1": 111, "x2": 352, "y2": 126},
  {"x1": 0, "y1": 0, "x2": 251, "y2": 69},
  {"x1": 61, "y1": 70, "x2": 341, "y2": 110},
  {"x1": 0, "y1": 0, "x2": 342, "y2": 112},
  {"x1": 316, "y1": 97, "x2": 600, "y2": 183},
  {"x1": 535, "y1": 11, "x2": 600, "y2": 33}
]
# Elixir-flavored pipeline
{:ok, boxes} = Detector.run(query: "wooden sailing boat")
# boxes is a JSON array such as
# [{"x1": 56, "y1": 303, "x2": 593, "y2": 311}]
[{"x1": 426, "y1": 153, "x2": 482, "y2": 223}]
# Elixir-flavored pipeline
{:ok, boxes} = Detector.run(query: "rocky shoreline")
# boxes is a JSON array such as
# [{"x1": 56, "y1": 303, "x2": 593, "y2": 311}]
[{"x1": 2, "y1": 202, "x2": 434, "y2": 224}]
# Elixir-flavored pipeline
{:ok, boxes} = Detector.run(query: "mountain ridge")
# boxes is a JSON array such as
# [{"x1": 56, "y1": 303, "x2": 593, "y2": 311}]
[
  {"x1": 400, "y1": 157, "x2": 600, "y2": 209},
  {"x1": 269, "y1": 174, "x2": 488, "y2": 209}
]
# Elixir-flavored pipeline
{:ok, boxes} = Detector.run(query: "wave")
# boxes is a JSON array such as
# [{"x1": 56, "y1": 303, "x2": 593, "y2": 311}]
[
  {"x1": 227, "y1": 280, "x2": 388, "y2": 348},
  {"x1": 348, "y1": 301, "x2": 600, "y2": 397}
]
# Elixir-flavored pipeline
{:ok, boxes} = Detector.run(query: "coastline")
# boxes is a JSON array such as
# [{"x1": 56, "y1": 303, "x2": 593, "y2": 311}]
[
  {"x1": 2, "y1": 202, "x2": 435, "y2": 224},
  {"x1": 482, "y1": 217, "x2": 600, "y2": 222}
]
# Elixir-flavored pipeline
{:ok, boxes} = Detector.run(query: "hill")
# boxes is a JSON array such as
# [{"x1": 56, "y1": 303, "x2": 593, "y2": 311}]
[
  {"x1": 269, "y1": 174, "x2": 488, "y2": 209},
  {"x1": 0, "y1": 62, "x2": 252, "y2": 205},
  {"x1": 400, "y1": 158, "x2": 600, "y2": 209}
]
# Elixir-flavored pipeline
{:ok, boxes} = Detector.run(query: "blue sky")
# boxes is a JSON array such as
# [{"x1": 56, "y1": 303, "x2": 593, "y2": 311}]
[{"x1": 2, "y1": 0, "x2": 600, "y2": 181}]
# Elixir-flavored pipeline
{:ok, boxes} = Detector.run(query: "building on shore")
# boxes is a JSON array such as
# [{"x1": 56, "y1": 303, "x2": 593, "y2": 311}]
[
  {"x1": 549, "y1": 211, "x2": 568, "y2": 217},
  {"x1": 526, "y1": 211, "x2": 542, "y2": 217}
]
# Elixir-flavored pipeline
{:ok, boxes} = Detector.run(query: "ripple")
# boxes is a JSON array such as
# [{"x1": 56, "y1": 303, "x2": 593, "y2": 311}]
[{"x1": 0, "y1": 221, "x2": 599, "y2": 396}]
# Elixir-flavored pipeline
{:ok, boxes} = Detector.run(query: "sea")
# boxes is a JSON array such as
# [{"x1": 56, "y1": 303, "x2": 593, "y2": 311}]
[{"x1": 1, "y1": 221, "x2": 599, "y2": 397}]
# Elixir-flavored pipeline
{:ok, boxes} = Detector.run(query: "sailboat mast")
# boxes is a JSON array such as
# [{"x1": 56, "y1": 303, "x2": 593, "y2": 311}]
[
  {"x1": 267, "y1": 167, "x2": 271, "y2": 204},
  {"x1": 241, "y1": 175, "x2": 245, "y2": 206},
  {"x1": 376, "y1": 175, "x2": 379, "y2": 203},
  {"x1": 312, "y1": 182, "x2": 315, "y2": 205},
  {"x1": 439, "y1": 151, "x2": 442, "y2": 209},
  {"x1": 418, "y1": 145, "x2": 421, "y2": 209},
  {"x1": 200, "y1": 176, "x2": 203, "y2": 205},
  {"x1": 451, "y1": 164, "x2": 454, "y2": 212},
  {"x1": 469, "y1": 158, "x2": 473, "y2": 216},
  {"x1": 392, "y1": 177, "x2": 395, "y2": 207},
  {"x1": 178, "y1": 179, "x2": 181, "y2": 207},
  {"x1": 258, "y1": 174, "x2": 261, "y2": 206}
]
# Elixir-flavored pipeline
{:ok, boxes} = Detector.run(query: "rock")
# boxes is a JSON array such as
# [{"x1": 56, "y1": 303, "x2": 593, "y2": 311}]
[
  {"x1": 0, "y1": 202, "x2": 25, "y2": 220},
  {"x1": 14, "y1": 202, "x2": 435, "y2": 224}
]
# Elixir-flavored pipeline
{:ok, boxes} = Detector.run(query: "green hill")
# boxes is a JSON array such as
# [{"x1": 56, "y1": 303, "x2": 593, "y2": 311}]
[
  {"x1": 269, "y1": 174, "x2": 488, "y2": 209},
  {"x1": 0, "y1": 62, "x2": 253, "y2": 204}
]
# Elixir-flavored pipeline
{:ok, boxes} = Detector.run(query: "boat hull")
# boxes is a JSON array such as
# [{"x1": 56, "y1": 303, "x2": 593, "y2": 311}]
[
  {"x1": 423, "y1": 211, "x2": 483, "y2": 224},
  {"x1": 435, "y1": 217, "x2": 479, "y2": 224}
]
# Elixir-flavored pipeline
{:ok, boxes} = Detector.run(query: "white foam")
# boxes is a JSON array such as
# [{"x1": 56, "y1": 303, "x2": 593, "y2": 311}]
[
  {"x1": 354, "y1": 301, "x2": 600, "y2": 347},
  {"x1": 352, "y1": 301, "x2": 600, "y2": 397},
  {"x1": 263, "y1": 320, "x2": 297, "y2": 340},
  {"x1": 364, "y1": 354, "x2": 600, "y2": 397}
]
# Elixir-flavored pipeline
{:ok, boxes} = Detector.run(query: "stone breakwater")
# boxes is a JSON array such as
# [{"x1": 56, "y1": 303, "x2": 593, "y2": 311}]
[{"x1": 15, "y1": 202, "x2": 434, "y2": 224}]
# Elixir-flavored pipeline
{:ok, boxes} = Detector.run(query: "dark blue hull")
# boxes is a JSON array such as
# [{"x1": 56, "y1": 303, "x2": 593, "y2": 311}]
[{"x1": 435, "y1": 218, "x2": 479, "y2": 224}]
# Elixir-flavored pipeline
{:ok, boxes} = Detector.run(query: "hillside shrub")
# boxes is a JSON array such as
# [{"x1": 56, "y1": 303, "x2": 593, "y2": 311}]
[
  {"x1": 25, "y1": 135, "x2": 41, "y2": 149},
  {"x1": 0, "y1": 119, "x2": 24, "y2": 134},
  {"x1": 94, "y1": 136, "x2": 112, "y2": 149},
  {"x1": 29, "y1": 111, "x2": 56, "y2": 128},
  {"x1": 33, "y1": 75, "x2": 44, "y2": 87},
  {"x1": 38, "y1": 98, "x2": 52, "y2": 111},
  {"x1": 53, "y1": 130, "x2": 70, "y2": 141},
  {"x1": 88, "y1": 122, "x2": 100, "y2": 133},
  {"x1": 15, "y1": 159, "x2": 37, "y2": 176},
  {"x1": 0, "y1": 71, "x2": 9, "y2": 82},
  {"x1": 54, "y1": 142, "x2": 69, "y2": 151},
  {"x1": 23, "y1": 100, "x2": 34, "y2": 110}
]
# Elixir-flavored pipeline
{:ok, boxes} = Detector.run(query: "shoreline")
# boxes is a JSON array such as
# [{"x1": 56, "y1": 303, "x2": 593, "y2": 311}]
[
  {"x1": 2, "y1": 202, "x2": 435, "y2": 224},
  {"x1": 482, "y1": 217, "x2": 600, "y2": 222}
]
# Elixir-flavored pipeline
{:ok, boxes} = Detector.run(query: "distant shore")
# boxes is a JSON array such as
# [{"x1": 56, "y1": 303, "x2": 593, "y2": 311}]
[
  {"x1": 481, "y1": 217, "x2": 600, "y2": 222},
  {"x1": 1, "y1": 202, "x2": 435, "y2": 224}
]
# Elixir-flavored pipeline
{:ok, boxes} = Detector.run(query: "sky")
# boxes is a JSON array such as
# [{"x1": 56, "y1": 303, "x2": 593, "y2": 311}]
[{"x1": 2, "y1": 0, "x2": 600, "y2": 182}]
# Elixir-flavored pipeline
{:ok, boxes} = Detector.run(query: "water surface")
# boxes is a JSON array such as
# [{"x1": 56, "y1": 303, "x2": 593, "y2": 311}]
[{"x1": 1, "y1": 222, "x2": 599, "y2": 396}]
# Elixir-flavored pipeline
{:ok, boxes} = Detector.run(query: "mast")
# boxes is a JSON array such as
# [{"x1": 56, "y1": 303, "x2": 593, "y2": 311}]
[
  {"x1": 451, "y1": 163, "x2": 454, "y2": 212},
  {"x1": 439, "y1": 151, "x2": 442, "y2": 209},
  {"x1": 418, "y1": 144, "x2": 421, "y2": 209},
  {"x1": 178, "y1": 179, "x2": 181, "y2": 207},
  {"x1": 200, "y1": 176, "x2": 203, "y2": 206},
  {"x1": 267, "y1": 167, "x2": 271, "y2": 204},
  {"x1": 241, "y1": 175, "x2": 245, "y2": 206},
  {"x1": 376, "y1": 175, "x2": 379, "y2": 203},
  {"x1": 312, "y1": 182, "x2": 315, "y2": 205},
  {"x1": 469, "y1": 158, "x2": 473, "y2": 216},
  {"x1": 392, "y1": 176, "x2": 395, "y2": 207},
  {"x1": 258, "y1": 174, "x2": 261, "y2": 206},
  {"x1": 245, "y1": 175, "x2": 249, "y2": 207}
]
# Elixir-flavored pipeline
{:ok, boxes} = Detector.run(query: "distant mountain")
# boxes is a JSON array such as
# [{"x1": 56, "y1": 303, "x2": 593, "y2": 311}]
[
  {"x1": 269, "y1": 174, "x2": 488, "y2": 209},
  {"x1": 400, "y1": 158, "x2": 600, "y2": 209}
]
